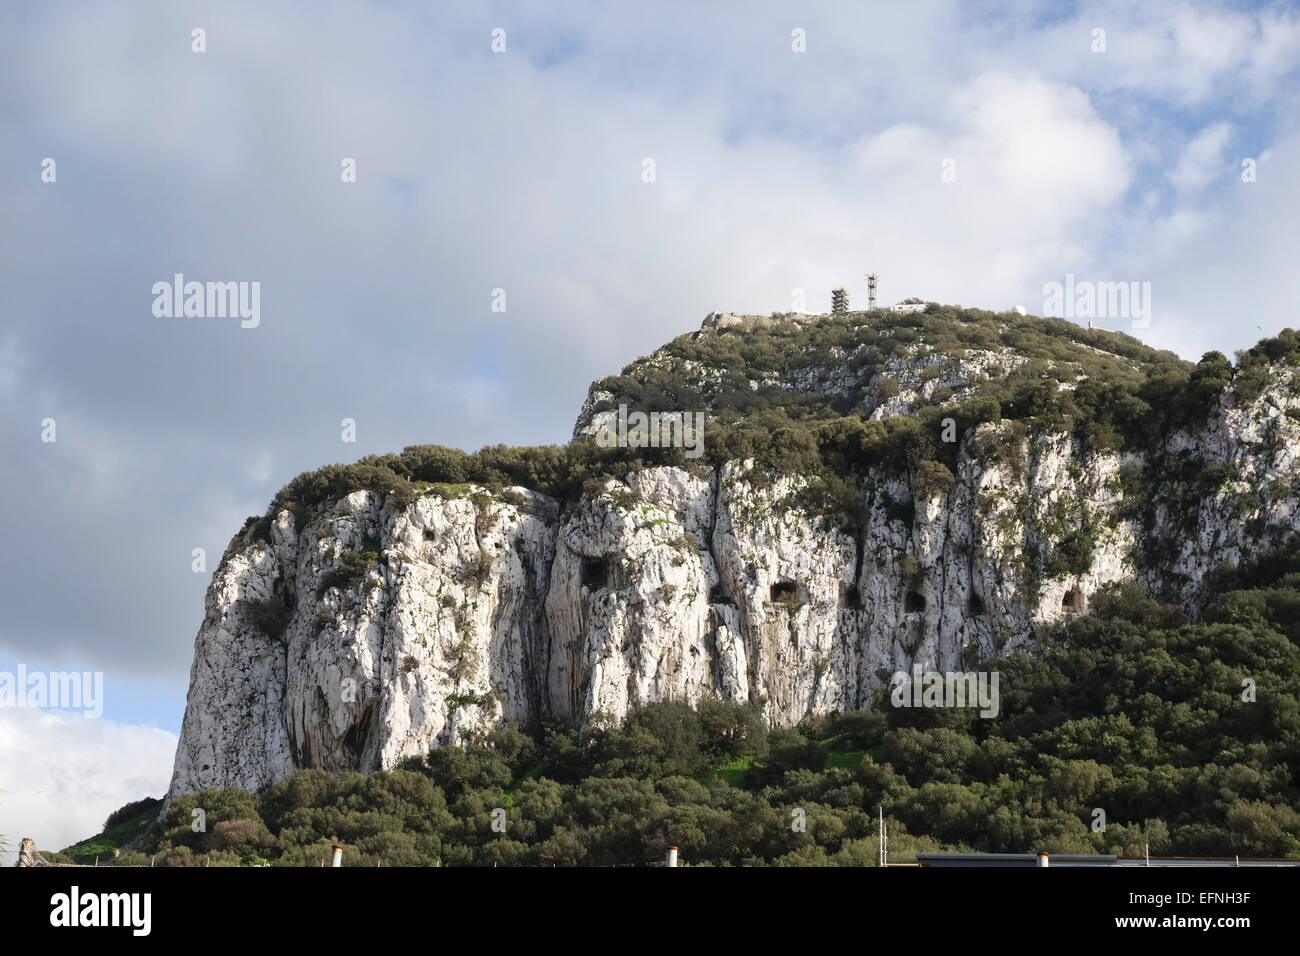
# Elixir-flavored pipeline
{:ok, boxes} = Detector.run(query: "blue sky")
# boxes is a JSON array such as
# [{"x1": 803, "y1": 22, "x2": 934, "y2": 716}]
[{"x1": 2, "y1": 0, "x2": 1299, "y2": 854}]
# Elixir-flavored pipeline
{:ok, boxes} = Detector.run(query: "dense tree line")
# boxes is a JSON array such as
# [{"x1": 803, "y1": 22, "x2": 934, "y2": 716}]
[{"x1": 91, "y1": 545, "x2": 1300, "y2": 866}]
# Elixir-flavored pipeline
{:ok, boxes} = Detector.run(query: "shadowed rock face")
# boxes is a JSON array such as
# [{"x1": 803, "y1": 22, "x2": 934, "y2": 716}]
[{"x1": 168, "y1": 321, "x2": 1300, "y2": 799}]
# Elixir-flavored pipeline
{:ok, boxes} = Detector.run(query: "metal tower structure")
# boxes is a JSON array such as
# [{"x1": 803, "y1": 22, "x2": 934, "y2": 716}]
[
  {"x1": 831, "y1": 288, "x2": 848, "y2": 314},
  {"x1": 879, "y1": 806, "x2": 888, "y2": 867},
  {"x1": 867, "y1": 273, "x2": 878, "y2": 311}
]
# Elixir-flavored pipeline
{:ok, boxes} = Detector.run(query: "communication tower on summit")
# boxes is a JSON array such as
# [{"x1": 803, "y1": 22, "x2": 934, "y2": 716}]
[
  {"x1": 831, "y1": 289, "x2": 848, "y2": 314},
  {"x1": 867, "y1": 273, "x2": 879, "y2": 311}
]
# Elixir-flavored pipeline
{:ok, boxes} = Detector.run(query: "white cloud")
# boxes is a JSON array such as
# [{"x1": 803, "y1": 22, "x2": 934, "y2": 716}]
[
  {"x1": 1171, "y1": 122, "x2": 1233, "y2": 191},
  {"x1": 1023, "y1": 1, "x2": 1290, "y2": 106},
  {"x1": 1246, "y1": 10, "x2": 1300, "y2": 93},
  {"x1": 1121, "y1": 125, "x2": 1300, "y2": 360},
  {"x1": 1167, "y1": 7, "x2": 1255, "y2": 89},
  {"x1": 0, "y1": 710, "x2": 176, "y2": 865},
  {"x1": 949, "y1": 70, "x2": 1131, "y2": 222}
]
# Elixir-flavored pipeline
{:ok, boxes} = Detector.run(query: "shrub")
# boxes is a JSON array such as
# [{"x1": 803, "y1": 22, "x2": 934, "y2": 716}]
[
  {"x1": 462, "y1": 550, "x2": 495, "y2": 588},
  {"x1": 751, "y1": 727, "x2": 826, "y2": 785},
  {"x1": 825, "y1": 710, "x2": 888, "y2": 750},
  {"x1": 239, "y1": 598, "x2": 293, "y2": 640},
  {"x1": 104, "y1": 796, "x2": 163, "y2": 832},
  {"x1": 914, "y1": 460, "x2": 955, "y2": 498},
  {"x1": 318, "y1": 550, "x2": 379, "y2": 596}
]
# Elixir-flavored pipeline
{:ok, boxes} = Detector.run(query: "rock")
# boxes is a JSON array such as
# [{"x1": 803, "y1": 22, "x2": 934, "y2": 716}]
[
  {"x1": 167, "y1": 316, "x2": 1300, "y2": 799},
  {"x1": 17, "y1": 837, "x2": 47, "y2": 867}
]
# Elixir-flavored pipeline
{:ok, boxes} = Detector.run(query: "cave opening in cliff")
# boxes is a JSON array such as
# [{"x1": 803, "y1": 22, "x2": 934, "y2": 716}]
[
  {"x1": 842, "y1": 584, "x2": 863, "y2": 608},
  {"x1": 968, "y1": 593, "x2": 986, "y2": 615},
  {"x1": 1062, "y1": 587, "x2": 1082, "y2": 613},
  {"x1": 710, "y1": 584, "x2": 734, "y2": 606},
  {"x1": 580, "y1": 556, "x2": 609, "y2": 589},
  {"x1": 905, "y1": 591, "x2": 927, "y2": 613},
  {"x1": 769, "y1": 581, "x2": 800, "y2": 606}
]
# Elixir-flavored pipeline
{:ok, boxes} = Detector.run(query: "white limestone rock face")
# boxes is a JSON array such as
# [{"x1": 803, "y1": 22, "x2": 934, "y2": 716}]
[
  {"x1": 170, "y1": 362, "x2": 1300, "y2": 800},
  {"x1": 711, "y1": 462, "x2": 859, "y2": 724},
  {"x1": 169, "y1": 486, "x2": 560, "y2": 798},
  {"x1": 169, "y1": 527, "x2": 296, "y2": 797},
  {"x1": 1153, "y1": 366, "x2": 1300, "y2": 609},
  {"x1": 545, "y1": 470, "x2": 716, "y2": 723}
]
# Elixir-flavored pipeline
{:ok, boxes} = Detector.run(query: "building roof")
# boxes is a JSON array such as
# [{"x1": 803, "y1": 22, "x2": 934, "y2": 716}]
[{"x1": 916, "y1": 852, "x2": 1300, "y2": 867}]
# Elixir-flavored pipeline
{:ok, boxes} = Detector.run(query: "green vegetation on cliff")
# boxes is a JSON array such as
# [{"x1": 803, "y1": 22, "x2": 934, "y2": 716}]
[
  {"x1": 224, "y1": 308, "x2": 1300, "y2": 620},
  {"x1": 239, "y1": 310, "x2": 1300, "y2": 549}
]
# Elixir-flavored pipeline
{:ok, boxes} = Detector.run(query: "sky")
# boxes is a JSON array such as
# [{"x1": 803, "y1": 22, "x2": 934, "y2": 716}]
[{"x1": 1, "y1": 0, "x2": 1298, "y2": 858}]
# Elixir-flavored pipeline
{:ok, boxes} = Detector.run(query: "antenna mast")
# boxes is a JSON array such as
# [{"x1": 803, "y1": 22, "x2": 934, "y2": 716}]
[
  {"x1": 867, "y1": 273, "x2": 878, "y2": 311},
  {"x1": 879, "y1": 806, "x2": 888, "y2": 867}
]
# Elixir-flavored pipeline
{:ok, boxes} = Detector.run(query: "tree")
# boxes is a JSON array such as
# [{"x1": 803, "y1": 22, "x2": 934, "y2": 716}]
[
  {"x1": 696, "y1": 697, "x2": 768, "y2": 759},
  {"x1": 752, "y1": 728, "x2": 826, "y2": 786}
]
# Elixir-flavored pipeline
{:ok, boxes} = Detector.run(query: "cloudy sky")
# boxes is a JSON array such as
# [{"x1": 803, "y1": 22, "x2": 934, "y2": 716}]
[{"x1": 2, "y1": 0, "x2": 1297, "y2": 856}]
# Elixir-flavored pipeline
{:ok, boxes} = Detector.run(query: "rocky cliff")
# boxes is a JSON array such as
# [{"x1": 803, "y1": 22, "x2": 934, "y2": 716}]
[{"x1": 168, "y1": 307, "x2": 1300, "y2": 798}]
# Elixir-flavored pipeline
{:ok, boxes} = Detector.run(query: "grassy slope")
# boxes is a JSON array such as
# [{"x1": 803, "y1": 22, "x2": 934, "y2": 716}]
[{"x1": 56, "y1": 805, "x2": 158, "y2": 864}]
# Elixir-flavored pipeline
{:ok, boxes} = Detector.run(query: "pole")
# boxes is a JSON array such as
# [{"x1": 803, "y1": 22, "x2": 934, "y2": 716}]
[{"x1": 879, "y1": 807, "x2": 887, "y2": 867}]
